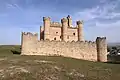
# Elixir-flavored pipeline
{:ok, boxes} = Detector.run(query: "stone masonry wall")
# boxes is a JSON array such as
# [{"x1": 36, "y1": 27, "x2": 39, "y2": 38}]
[
  {"x1": 67, "y1": 28, "x2": 78, "y2": 41},
  {"x1": 49, "y1": 27, "x2": 61, "y2": 41},
  {"x1": 21, "y1": 32, "x2": 98, "y2": 61}
]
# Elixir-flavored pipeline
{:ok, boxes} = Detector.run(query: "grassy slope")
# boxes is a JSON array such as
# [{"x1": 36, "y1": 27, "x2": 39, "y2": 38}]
[{"x1": 0, "y1": 45, "x2": 120, "y2": 80}]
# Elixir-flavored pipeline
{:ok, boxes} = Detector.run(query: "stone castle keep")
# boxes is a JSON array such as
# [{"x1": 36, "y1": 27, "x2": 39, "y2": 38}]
[
  {"x1": 21, "y1": 15, "x2": 108, "y2": 62},
  {"x1": 40, "y1": 15, "x2": 84, "y2": 41}
]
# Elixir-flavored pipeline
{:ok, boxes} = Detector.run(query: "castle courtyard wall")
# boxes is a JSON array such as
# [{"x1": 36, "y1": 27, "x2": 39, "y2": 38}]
[{"x1": 21, "y1": 32, "x2": 97, "y2": 61}]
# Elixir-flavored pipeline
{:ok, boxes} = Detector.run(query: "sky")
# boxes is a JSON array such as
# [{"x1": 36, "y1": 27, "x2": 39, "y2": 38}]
[{"x1": 0, "y1": 0, "x2": 120, "y2": 45}]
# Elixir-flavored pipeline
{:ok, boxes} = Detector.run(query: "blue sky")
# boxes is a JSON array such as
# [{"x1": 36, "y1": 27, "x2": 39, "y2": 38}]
[{"x1": 0, "y1": 0, "x2": 120, "y2": 45}]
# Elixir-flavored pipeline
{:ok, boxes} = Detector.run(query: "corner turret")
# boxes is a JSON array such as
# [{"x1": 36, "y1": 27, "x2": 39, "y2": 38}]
[
  {"x1": 67, "y1": 15, "x2": 72, "y2": 27},
  {"x1": 77, "y1": 20, "x2": 84, "y2": 41},
  {"x1": 96, "y1": 37, "x2": 107, "y2": 62},
  {"x1": 43, "y1": 17, "x2": 51, "y2": 40},
  {"x1": 61, "y1": 18, "x2": 68, "y2": 41}
]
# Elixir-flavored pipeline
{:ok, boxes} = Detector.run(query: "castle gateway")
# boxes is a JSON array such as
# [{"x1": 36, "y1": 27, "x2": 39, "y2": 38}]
[{"x1": 21, "y1": 15, "x2": 108, "y2": 62}]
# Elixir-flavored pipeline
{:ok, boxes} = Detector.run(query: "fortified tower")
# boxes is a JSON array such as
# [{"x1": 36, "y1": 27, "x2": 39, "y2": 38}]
[
  {"x1": 43, "y1": 17, "x2": 51, "y2": 40},
  {"x1": 96, "y1": 37, "x2": 107, "y2": 62},
  {"x1": 67, "y1": 15, "x2": 72, "y2": 27},
  {"x1": 77, "y1": 20, "x2": 84, "y2": 41},
  {"x1": 41, "y1": 15, "x2": 85, "y2": 41},
  {"x1": 61, "y1": 18, "x2": 68, "y2": 41}
]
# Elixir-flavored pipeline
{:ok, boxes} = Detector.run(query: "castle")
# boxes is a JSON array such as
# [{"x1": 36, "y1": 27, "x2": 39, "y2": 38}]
[
  {"x1": 40, "y1": 15, "x2": 84, "y2": 41},
  {"x1": 21, "y1": 15, "x2": 108, "y2": 62}
]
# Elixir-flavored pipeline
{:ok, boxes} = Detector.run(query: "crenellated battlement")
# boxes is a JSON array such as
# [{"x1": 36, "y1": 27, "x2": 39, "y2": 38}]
[
  {"x1": 22, "y1": 32, "x2": 38, "y2": 36},
  {"x1": 43, "y1": 17, "x2": 51, "y2": 21},
  {"x1": 21, "y1": 32, "x2": 38, "y2": 44},
  {"x1": 68, "y1": 26, "x2": 78, "y2": 29},
  {"x1": 50, "y1": 22, "x2": 62, "y2": 27},
  {"x1": 23, "y1": 32, "x2": 96, "y2": 45},
  {"x1": 96, "y1": 37, "x2": 106, "y2": 41},
  {"x1": 37, "y1": 39, "x2": 96, "y2": 45},
  {"x1": 61, "y1": 18, "x2": 68, "y2": 23},
  {"x1": 77, "y1": 20, "x2": 84, "y2": 25}
]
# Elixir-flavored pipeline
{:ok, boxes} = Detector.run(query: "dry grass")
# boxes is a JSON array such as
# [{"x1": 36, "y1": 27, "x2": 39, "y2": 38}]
[{"x1": 0, "y1": 45, "x2": 120, "y2": 80}]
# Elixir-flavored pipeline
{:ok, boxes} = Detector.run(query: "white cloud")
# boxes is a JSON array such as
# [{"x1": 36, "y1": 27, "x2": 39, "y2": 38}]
[
  {"x1": 72, "y1": 0, "x2": 120, "y2": 42},
  {"x1": 6, "y1": 3, "x2": 16, "y2": 9},
  {"x1": 6, "y1": 3, "x2": 23, "y2": 11},
  {"x1": 73, "y1": 0, "x2": 119, "y2": 21},
  {"x1": 13, "y1": 4, "x2": 23, "y2": 11},
  {"x1": 95, "y1": 20, "x2": 120, "y2": 28}
]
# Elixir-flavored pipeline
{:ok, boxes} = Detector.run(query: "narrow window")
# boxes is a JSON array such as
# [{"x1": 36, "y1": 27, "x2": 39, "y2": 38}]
[
  {"x1": 60, "y1": 36, "x2": 61, "y2": 39},
  {"x1": 54, "y1": 37, "x2": 56, "y2": 40},
  {"x1": 73, "y1": 33, "x2": 75, "y2": 36}
]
